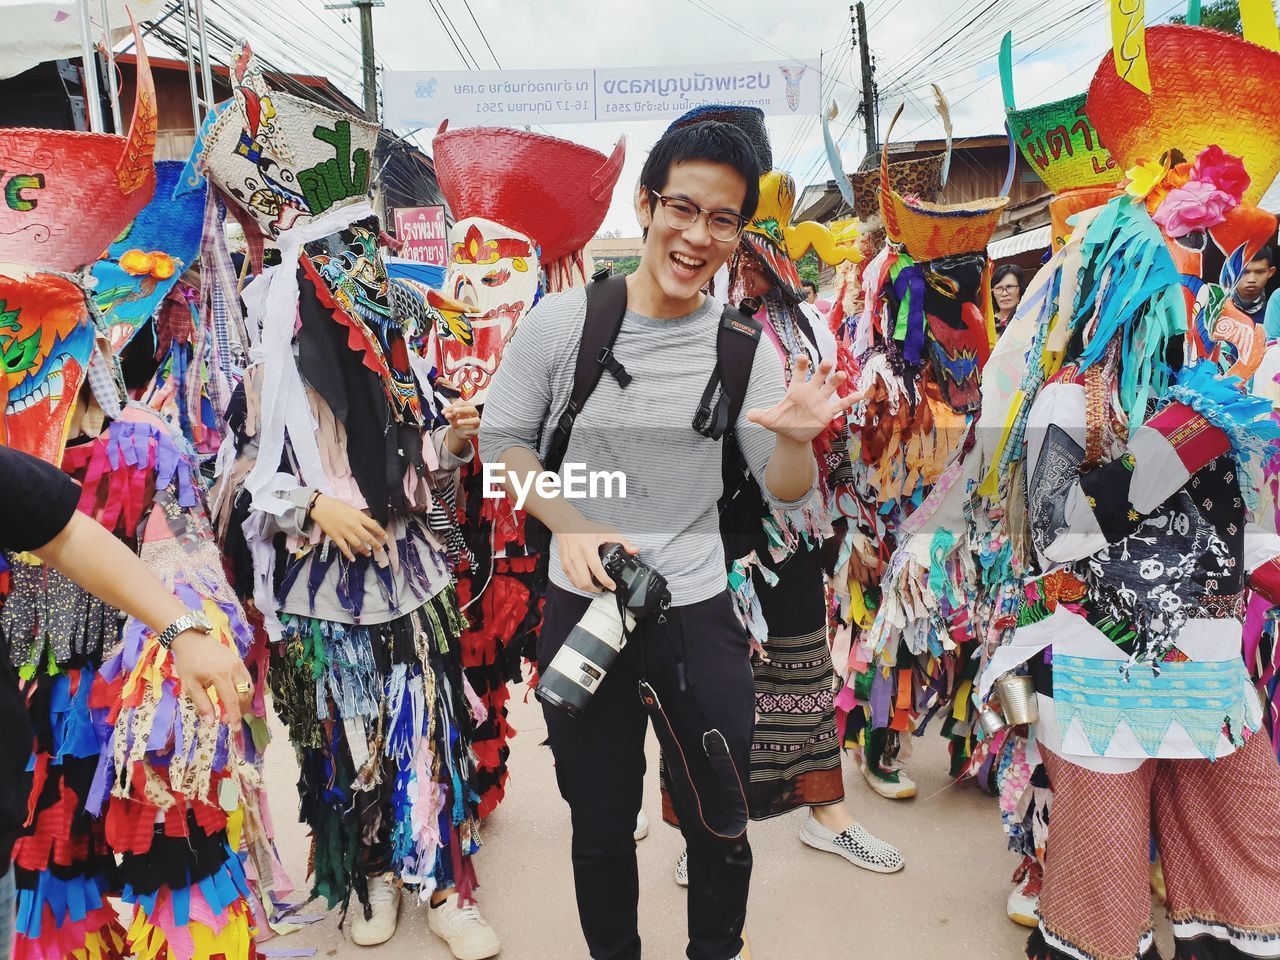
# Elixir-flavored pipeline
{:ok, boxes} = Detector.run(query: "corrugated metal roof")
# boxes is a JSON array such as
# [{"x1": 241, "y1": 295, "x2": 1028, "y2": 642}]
[{"x1": 988, "y1": 225, "x2": 1051, "y2": 259}]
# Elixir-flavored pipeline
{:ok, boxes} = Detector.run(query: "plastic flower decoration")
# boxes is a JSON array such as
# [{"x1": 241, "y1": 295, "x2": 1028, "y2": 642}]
[
  {"x1": 1150, "y1": 146, "x2": 1248, "y2": 238},
  {"x1": 1189, "y1": 145, "x2": 1250, "y2": 204},
  {"x1": 1124, "y1": 158, "x2": 1169, "y2": 202},
  {"x1": 119, "y1": 249, "x2": 178, "y2": 279}
]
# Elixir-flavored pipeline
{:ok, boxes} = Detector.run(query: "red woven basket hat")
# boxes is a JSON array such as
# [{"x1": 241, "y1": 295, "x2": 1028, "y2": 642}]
[
  {"x1": 1088, "y1": 24, "x2": 1280, "y2": 206},
  {"x1": 0, "y1": 18, "x2": 157, "y2": 273},
  {"x1": 432, "y1": 125, "x2": 626, "y2": 264}
]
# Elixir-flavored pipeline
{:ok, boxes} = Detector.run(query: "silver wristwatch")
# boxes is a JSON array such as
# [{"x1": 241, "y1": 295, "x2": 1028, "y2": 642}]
[{"x1": 156, "y1": 611, "x2": 214, "y2": 650}]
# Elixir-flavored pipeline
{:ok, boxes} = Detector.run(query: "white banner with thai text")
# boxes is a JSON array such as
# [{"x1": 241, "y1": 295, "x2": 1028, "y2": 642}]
[{"x1": 382, "y1": 59, "x2": 821, "y2": 129}]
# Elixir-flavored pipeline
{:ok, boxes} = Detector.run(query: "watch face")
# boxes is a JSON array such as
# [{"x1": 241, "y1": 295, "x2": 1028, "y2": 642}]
[{"x1": 192, "y1": 612, "x2": 214, "y2": 631}]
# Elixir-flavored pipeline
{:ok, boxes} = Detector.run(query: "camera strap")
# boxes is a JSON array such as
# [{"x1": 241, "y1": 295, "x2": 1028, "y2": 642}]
[{"x1": 637, "y1": 679, "x2": 748, "y2": 841}]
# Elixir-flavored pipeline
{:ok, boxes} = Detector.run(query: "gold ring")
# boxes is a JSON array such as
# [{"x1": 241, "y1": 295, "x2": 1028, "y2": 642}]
[{"x1": 234, "y1": 682, "x2": 253, "y2": 694}]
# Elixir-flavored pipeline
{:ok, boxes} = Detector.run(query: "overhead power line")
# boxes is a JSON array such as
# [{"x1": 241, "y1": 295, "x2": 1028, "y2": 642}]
[
  {"x1": 422, "y1": 0, "x2": 481, "y2": 69},
  {"x1": 456, "y1": 0, "x2": 502, "y2": 68}
]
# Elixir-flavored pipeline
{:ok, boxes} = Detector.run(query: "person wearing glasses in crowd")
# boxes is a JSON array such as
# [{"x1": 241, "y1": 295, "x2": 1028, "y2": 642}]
[
  {"x1": 992, "y1": 263, "x2": 1025, "y2": 332},
  {"x1": 480, "y1": 120, "x2": 859, "y2": 960}
]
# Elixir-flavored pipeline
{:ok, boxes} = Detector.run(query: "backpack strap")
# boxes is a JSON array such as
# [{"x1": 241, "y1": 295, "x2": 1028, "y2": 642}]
[
  {"x1": 717, "y1": 303, "x2": 763, "y2": 435},
  {"x1": 541, "y1": 273, "x2": 630, "y2": 473},
  {"x1": 713, "y1": 301, "x2": 767, "y2": 564},
  {"x1": 693, "y1": 299, "x2": 763, "y2": 441}
]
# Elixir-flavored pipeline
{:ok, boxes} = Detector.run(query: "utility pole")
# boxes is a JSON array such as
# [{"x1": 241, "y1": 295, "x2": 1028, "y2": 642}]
[
  {"x1": 853, "y1": 2, "x2": 878, "y2": 162},
  {"x1": 326, "y1": 0, "x2": 383, "y2": 121}
]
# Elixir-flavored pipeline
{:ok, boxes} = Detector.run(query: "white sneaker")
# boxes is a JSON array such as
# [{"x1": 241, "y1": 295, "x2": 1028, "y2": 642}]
[
  {"x1": 674, "y1": 848, "x2": 689, "y2": 887},
  {"x1": 427, "y1": 892, "x2": 501, "y2": 960},
  {"x1": 634, "y1": 810, "x2": 649, "y2": 841},
  {"x1": 859, "y1": 754, "x2": 918, "y2": 800},
  {"x1": 1007, "y1": 857, "x2": 1042, "y2": 928},
  {"x1": 350, "y1": 873, "x2": 400, "y2": 946},
  {"x1": 799, "y1": 813, "x2": 904, "y2": 873}
]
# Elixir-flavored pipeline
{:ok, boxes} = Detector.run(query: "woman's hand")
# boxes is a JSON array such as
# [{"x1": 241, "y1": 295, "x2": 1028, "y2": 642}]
[
  {"x1": 746, "y1": 355, "x2": 863, "y2": 445},
  {"x1": 170, "y1": 630, "x2": 253, "y2": 728},
  {"x1": 309, "y1": 494, "x2": 389, "y2": 561},
  {"x1": 557, "y1": 520, "x2": 639, "y2": 593},
  {"x1": 442, "y1": 401, "x2": 481, "y2": 456}
]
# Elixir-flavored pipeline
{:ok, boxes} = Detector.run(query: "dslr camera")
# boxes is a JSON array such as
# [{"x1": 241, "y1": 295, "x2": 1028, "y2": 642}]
[{"x1": 537, "y1": 544, "x2": 671, "y2": 717}]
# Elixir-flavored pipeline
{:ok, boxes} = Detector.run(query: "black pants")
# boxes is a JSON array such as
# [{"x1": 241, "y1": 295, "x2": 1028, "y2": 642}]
[{"x1": 538, "y1": 585, "x2": 755, "y2": 960}]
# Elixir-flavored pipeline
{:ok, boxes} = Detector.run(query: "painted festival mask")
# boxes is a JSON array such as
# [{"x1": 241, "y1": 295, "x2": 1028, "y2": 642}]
[
  {"x1": 302, "y1": 217, "x2": 423, "y2": 424},
  {"x1": 90, "y1": 160, "x2": 207, "y2": 352},
  {"x1": 0, "y1": 273, "x2": 95, "y2": 465},
  {"x1": 429, "y1": 124, "x2": 625, "y2": 403},
  {"x1": 437, "y1": 217, "x2": 538, "y2": 403},
  {"x1": 0, "y1": 15, "x2": 156, "y2": 273},
  {"x1": 203, "y1": 43, "x2": 379, "y2": 239}
]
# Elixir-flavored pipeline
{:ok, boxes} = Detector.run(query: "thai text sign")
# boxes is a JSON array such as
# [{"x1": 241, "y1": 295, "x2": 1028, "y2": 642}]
[
  {"x1": 383, "y1": 60, "x2": 821, "y2": 128},
  {"x1": 393, "y1": 205, "x2": 448, "y2": 266}
]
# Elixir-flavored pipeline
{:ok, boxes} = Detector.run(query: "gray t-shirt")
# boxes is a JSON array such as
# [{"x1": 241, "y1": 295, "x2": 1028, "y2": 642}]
[{"x1": 479, "y1": 286, "x2": 812, "y2": 606}]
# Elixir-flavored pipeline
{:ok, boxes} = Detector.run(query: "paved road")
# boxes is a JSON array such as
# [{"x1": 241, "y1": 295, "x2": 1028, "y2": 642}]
[{"x1": 260, "y1": 686, "x2": 1045, "y2": 959}]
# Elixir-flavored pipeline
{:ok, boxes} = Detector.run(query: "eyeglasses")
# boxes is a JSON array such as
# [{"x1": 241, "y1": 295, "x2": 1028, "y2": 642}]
[
  {"x1": 650, "y1": 191, "x2": 747, "y2": 242},
  {"x1": 993, "y1": 284, "x2": 1021, "y2": 294}
]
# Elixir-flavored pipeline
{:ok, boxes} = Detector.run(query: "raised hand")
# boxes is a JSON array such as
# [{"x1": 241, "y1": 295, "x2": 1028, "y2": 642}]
[
  {"x1": 745, "y1": 355, "x2": 863, "y2": 445},
  {"x1": 442, "y1": 400, "x2": 482, "y2": 441}
]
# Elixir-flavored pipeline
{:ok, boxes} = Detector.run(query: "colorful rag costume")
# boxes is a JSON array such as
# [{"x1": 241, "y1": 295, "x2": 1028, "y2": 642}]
[
  {"x1": 0, "y1": 33, "x2": 272, "y2": 960},
  {"x1": 663, "y1": 105, "x2": 864, "y2": 819},
  {"x1": 966, "y1": 36, "x2": 1124, "y2": 902},
  {"x1": 90, "y1": 157, "x2": 241, "y2": 459},
  {"x1": 205, "y1": 44, "x2": 486, "y2": 918},
  {"x1": 1243, "y1": 343, "x2": 1280, "y2": 760},
  {"x1": 881, "y1": 15, "x2": 1280, "y2": 959},
  {"x1": 389, "y1": 124, "x2": 624, "y2": 819},
  {"x1": 832, "y1": 102, "x2": 1009, "y2": 787}
]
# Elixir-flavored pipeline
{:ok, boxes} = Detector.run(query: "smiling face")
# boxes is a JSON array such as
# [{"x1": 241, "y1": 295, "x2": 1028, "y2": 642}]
[{"x1": 634, "y1": 159, "x2": 747, "y2": 317}]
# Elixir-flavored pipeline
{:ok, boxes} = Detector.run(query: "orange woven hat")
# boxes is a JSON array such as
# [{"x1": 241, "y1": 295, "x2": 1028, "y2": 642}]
[
  {"x1": 0, "y1": 15, "x2": 156, "y2": 273},
  {"x1": 432, "y1": 125, "x2": 625, "y2": 265},
  {"x1": 1088, "y1": 24, "x2": 1280, "y2": 206},
  {"x1": 878, "y1": 105, "x2": 1008, "y2": 261}
]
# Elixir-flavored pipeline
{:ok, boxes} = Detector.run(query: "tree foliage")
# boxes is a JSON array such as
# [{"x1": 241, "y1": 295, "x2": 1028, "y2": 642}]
[
  {"x1": 796, "y1": 251, "x2": 821, "y2": 288},
  {"x1": 593, "y1": 255, "x2": 640, "y2": 276},
  {"x1": 1170, "y1": 0, "x2": 1243, "y2": 33}
]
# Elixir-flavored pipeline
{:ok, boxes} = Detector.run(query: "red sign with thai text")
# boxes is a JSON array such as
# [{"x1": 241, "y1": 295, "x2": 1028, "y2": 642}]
[{"x1": 393, "y1": 205, "x2": 448, "y2": 266}]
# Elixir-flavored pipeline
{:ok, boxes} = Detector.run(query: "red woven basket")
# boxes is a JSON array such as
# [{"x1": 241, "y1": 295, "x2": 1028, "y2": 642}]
[
  {"x1": 432, "y1": 126, "x2": 625, "y2": 264},
  {"x1": 0, "y1": 27, "x2": 156, "y2": 273},
  {"x1": 1088, "y1": 24, "x2": 1280, "y2": 206}
]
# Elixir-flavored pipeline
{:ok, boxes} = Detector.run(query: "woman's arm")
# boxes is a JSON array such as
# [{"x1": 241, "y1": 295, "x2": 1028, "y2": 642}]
[{"x1": 33, "y1": 512, "x2": 253, "y2": 726}]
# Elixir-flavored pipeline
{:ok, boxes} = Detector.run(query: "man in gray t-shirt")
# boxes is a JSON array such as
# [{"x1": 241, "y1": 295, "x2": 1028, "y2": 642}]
[{"x1": 479, "y1": 119, "x2": 858, "y2": 960}]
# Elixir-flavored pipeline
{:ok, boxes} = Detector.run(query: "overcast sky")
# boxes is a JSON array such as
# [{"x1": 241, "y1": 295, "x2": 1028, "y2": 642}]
[{"x1": 194, "y1": 0, "x2": 1190, "y2": 234}]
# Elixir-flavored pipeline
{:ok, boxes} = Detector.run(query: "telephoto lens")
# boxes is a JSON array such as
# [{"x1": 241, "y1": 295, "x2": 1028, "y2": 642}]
[
  {"x1": 537, "y1": 593, "x2": 635, "y2": 717},
  {"x1": 537, "y1": 544, "x2": 672, "y2": 717}
]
